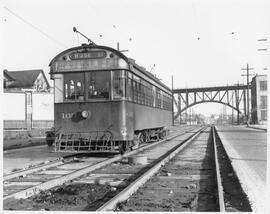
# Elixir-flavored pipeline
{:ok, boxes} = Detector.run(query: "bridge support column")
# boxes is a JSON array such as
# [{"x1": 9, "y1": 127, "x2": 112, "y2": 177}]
[
  {"x1": 178, "y1": 94, "x2": 181, "y2": 123},
  {"x1": 172, "y1": 84, "x2": 247, "y2": 125},
  {"x1": 236, "y1": 89, "x2": 240, "y2": 125},
  {"x1": 243, "y1": 89, "x2": 247, "y2": 119}
]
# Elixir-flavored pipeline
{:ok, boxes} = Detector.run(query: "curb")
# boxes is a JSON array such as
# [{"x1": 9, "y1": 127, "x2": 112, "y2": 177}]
[
  {"x1": 215, "y1": 127, "x2": 266, "y2": 212},
  {"x1": 247, "y1": 126, "x2": 267, "y2": 132},
  {"x1": 4, "y1": 139, "x2": 47, "y2": 151}
]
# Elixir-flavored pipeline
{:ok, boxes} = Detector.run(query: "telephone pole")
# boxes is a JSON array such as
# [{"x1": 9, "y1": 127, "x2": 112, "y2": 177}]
[
  {"x1": 241, "y1": 64, "x2": 254, "y2": 123},
  {"x1": 171, "y1": 75, "x2": 175, "y2": 126}
]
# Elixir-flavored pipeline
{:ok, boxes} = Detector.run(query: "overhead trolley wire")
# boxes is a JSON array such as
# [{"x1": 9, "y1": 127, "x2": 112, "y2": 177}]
[{"x1": 3, "y1": 6, "x2": 67, "y2": 48}]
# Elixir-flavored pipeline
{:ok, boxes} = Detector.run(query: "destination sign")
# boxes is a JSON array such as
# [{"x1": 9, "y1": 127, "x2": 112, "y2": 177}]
[
  {"x1": 54, "y1": 58, "x2": 128, "y2": 72},
  {"x1": 69, "y1": 51, "x2": 107, "y2": 60}
]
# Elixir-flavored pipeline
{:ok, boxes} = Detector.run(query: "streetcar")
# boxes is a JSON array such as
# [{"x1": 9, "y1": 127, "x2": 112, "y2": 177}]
[{"x1": 47, "y1": 43, "x2": 172, "y2": 153}]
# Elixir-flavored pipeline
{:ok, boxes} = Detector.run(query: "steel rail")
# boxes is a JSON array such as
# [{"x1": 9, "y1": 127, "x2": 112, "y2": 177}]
[
  {"x1": 97, "y1": 126, "x2": 207, "y2": 211},
  {"x1": 3, "y1": 126, "x2": 199, "y2": 203},
  {"x1": 3, "y1": 126, "x2": 196, "y2": 181},
  {"x1": 212, "y1": 126, "x2": 225, "y2": 212},
  {"x1": 4, "y1": 159, "x2": 64, "y2": 181},
  {"x1": 3, "y1": 153, "x2": 80, "y2": 181}
]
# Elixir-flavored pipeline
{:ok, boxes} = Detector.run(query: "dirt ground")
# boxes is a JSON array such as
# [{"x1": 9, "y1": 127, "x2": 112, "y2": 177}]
[
  {"x1": 117, "y1": 130, "x2": 218, "y2": 211},
  {"x1": 116, "y1": 129, "x2": 252, "y2": 212},
  {"x1": 4, "y1": 183, "x2": 116, "y2": 211}
]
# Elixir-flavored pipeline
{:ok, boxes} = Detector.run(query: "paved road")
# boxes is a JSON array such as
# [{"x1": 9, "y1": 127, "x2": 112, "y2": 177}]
[
  {"x1": 3, "y1": 146, "x2": 75, "y2": 175},
  {"x1": 216, "y1": 125, "x2": 267, "y2": 212}
]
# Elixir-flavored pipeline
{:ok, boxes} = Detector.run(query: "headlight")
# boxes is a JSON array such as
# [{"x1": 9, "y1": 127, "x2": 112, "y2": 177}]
[
  {"x1": 81, "y1": 110, "x2": 89, "y2": 119},
  {"x1": 118, "y1": 58, "x2": 128, "y2": 68}
]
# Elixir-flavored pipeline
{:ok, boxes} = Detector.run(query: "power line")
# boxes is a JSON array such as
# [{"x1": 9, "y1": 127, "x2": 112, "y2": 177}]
[{"x1": 3, "y1": 6, "x2": 67, "y2": 48}]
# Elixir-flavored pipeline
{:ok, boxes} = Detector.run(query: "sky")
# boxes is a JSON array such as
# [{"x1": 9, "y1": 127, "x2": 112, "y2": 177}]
[{"x1": 1, "y1": 0, "x2": 269, "y2": 116}]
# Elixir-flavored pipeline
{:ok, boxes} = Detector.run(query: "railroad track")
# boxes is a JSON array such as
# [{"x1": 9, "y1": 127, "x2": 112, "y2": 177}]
[
  {"x1": 4, "y1": 125, "x2": 250, "y2": 211},
  {"x1": 3, "y1": 126, "x2": 200, "y2": 209},
  {"x1": 97, "y1": 126, "x2": 250, "y2": 212}
]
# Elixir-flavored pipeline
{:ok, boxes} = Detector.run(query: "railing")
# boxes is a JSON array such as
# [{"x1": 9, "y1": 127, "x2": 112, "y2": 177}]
[
  {"x1": 54, "y1": 131, "x2": 116, "y2": 152},
  {"x1": 4, "y1": 120, "x2": 53, "y2": 130}
]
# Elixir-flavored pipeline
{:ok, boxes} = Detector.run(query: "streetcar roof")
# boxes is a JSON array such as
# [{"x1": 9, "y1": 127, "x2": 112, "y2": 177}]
[
  {"x1": 128, "y1": 58, "x2": 171, "y2": 92},
  {"x1": 49, "y1": 44, "x2": 129, "y2": 66},
  {"x1": 49, "y1": 44, "x2": 171, "y2": 93}
]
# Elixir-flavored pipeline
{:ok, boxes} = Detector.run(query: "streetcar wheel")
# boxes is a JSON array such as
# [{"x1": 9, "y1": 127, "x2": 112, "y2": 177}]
[
  {"x1": 119, "y1": 142, "x2": 126, "y2": 154},
  {"x1": 132, "y1": 132, "x2": 143, "y2": 150},
  {"x1": 46, "y1": 132, "x2": 55, "y2": 147}
]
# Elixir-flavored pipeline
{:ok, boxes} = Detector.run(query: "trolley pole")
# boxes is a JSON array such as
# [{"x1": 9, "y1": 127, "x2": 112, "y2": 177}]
[{"x1": 172, "y1": 75, "x2": 174, "y2": 126}]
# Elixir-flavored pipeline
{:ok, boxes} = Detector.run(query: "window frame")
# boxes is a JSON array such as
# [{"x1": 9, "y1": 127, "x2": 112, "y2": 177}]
[
  {"x1": 86, "y1": 71, "x2": 111, "y2": 101},
  {"x1": 53, "y1": 69, "x2": 173, "y2": 109},
  {"x1": 259, "y1": 81, "x2": 267, "y2": 91}
]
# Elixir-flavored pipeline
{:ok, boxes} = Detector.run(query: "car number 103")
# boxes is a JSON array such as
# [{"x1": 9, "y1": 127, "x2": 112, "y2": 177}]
[{"x1": 62, "y1": 113, "x2": 74, "y2": 119}]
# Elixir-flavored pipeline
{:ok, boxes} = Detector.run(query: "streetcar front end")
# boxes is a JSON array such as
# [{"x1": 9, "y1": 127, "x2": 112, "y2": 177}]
[{"x1": 49, "y1": 44, "x2": 134, "y2": 153}]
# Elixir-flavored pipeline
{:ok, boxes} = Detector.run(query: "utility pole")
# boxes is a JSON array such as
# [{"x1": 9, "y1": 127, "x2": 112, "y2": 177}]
[
  {"x1": 172, "y1": 75, "x2": 174, "y2": 126},
  {"x1": 236, "y1": 82, "x2": 240, "y2": 125},
  {"x1": 232, "y1": 93, "x2": 234, "y2": 125},
  {"x1": 241, "y1": 64, "x2": 254, "y2": 123}
]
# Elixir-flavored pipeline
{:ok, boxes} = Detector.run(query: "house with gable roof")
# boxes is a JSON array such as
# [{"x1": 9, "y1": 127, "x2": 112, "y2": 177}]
[
  {"x1": 3, "y1": 69, "x2": 50, "y2": 92},
  {"x1": 3, "y1": 69, "x2": 53, "y2": 131}
]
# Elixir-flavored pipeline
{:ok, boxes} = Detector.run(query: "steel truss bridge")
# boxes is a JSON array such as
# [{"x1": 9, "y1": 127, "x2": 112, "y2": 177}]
[{"x1": 172, "y1": 84, "x2": 249, "y2": 124}]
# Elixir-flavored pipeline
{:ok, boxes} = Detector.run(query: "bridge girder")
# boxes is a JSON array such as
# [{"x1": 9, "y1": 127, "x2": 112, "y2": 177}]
[{"x1": 173, "y1": 85, "x2": 248, "y2": 123}]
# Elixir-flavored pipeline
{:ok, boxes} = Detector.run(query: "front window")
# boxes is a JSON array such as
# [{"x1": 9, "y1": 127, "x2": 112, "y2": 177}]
[
  {"x1": 64, "y1": 73, "x2": 85, "y2": 101},
  {"x1": 53, "y1": 70, "x2": 128, "y2": 103},
  {"x1": 87, "y1": 71, "x2": 110, "y2": 99}
]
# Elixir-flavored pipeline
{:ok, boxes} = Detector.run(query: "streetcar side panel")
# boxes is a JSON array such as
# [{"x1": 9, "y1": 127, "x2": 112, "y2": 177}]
[{"x1": 133, "y1": 103, "x2": 171, "y2": 130}]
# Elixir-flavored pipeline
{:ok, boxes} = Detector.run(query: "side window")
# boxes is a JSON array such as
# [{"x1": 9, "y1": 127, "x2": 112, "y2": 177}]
[
  {"x1": 133, "y1": 81, "x2": 137, "y2": 103},
  {"x1": 160, "y1": 91, "x2": 163, "y2": 108},
  {"x1": 126, "y1": 71, "x2": 133, "y2": 101},
  {"x1": 113, "y1": 70, "x2": 125, "y2": 99},
  {"x1": 156, "y1": 88, "x2": 161, "y2": 108},
  {"x1": 162, "y1": 93, "x2": 172, "y2": 110},
  {"x1": 141, "y1": 80, "x2": 147, "y2": 105},
  {"x1": 152, "y1": 86, "x2": 156, "y2": 107},
  {"x1": 133, "y1": 75, "x2": 140, "y2": 103},
  {"x1": 138, "y1": 82, "x2": 143, "y2": 104}
]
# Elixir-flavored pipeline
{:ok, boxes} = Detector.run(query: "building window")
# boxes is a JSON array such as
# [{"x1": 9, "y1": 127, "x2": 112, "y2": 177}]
[
  {"x1": 260, "y1": 96, "x2": 267, "y2": 109},
  {"x1": 259, "y1": 81, "x2": 267, "y2": 91},
  {"x1": 261, "y1": 110, "x2": 267, "y2": 121}
]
